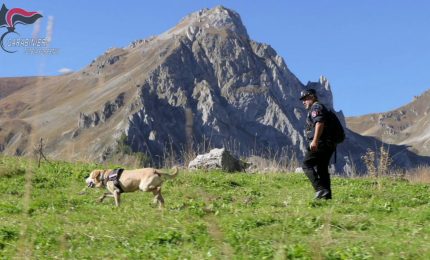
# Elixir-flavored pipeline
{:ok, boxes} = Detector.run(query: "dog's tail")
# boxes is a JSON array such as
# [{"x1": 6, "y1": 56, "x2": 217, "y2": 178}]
[{"x1": 156, "y1": 166, "x2": 179, "y2": 180}]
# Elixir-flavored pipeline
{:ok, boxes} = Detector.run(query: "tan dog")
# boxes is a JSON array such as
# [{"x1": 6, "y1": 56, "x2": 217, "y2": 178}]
[{"x1": 85, "y1": 167, "x2": 178, "y2": 208}]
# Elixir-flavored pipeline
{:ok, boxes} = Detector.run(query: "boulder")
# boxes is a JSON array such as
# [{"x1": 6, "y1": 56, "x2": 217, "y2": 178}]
[{"x1": 188, "y1": 148, "x2": 246, "y2": 172}]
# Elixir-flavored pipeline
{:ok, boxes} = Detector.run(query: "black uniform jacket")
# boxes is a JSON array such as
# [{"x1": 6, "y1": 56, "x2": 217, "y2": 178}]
[{"x1": 305, "y1": 102, "x2": 330, "y2": 142}]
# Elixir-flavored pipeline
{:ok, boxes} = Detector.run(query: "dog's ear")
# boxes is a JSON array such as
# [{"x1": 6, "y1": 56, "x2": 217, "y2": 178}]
[{"x1": 90, "y1": 170, "x2": 102, "y2": 182}]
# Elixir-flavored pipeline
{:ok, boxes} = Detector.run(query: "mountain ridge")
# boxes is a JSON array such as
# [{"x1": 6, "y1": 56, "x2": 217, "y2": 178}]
[{"x1": 347, "y1": 88, "x2": 430, "y2": 156}]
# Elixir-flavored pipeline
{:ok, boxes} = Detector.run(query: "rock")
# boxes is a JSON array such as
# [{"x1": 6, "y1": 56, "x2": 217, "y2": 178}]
[
  {"x1": 78, "y1": 112, "x2": 99, "y2": 128},
  {"x1": 78, "y1": 93, "x2": 125, "y2": 129},
  {"x1": 188, "y1": 148, "x2": 246, "y2": 172},
  {"x1": 295, "y1": 167, "x2": 304, "y2": 173}
]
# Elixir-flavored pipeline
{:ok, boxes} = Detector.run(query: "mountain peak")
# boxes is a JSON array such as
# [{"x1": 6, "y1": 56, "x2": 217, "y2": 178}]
[{"x1": 167, "y1": 6, "x2": 249, "y2": 39}]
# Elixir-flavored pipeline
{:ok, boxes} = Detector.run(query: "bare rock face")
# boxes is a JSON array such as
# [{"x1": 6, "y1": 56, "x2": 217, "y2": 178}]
[
  {"x1": 123, "y1": 6, "x2": 313, "y2": 164},
  {"x1": 78, "y1": 93, "x2": 125, "y2": 129}
]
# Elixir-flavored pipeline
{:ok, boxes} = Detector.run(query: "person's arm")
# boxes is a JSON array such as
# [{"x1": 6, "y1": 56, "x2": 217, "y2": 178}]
[{"x1": 310, "y1": 122, "x2": 324, "y2": 152}]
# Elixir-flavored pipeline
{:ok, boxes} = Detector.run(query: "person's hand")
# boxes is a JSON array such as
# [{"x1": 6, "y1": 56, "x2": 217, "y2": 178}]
[{"x1": 310, "y1": 140, "x2": 318, "y2": 152}]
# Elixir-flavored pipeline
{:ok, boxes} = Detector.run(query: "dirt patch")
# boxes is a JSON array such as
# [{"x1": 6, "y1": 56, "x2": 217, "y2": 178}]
[{"x1": 198, "y1": 189, "x2": 234, "y2": 258}]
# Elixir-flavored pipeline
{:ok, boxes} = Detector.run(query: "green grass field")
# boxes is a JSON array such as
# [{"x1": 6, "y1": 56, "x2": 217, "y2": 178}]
[{"x1": 1, "y1": 155, "x2": 430, "y2": 259}]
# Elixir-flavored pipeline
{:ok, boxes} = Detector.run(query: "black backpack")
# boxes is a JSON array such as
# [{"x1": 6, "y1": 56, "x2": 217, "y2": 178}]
[{"x1": 326, "y1": 110, "x2": 345, "y2": 144}]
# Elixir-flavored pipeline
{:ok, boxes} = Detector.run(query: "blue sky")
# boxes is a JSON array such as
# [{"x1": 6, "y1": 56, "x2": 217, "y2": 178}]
[{"x1": 0, "y1": 0, "x2": 429, "y2": 116}]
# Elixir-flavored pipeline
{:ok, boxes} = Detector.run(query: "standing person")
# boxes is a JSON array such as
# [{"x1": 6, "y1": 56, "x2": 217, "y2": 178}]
[{"x1": 300, "y1": 89, "x2": 336, "y2": 199}]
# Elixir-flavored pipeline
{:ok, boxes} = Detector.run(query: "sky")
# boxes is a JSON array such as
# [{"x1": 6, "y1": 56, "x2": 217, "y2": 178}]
[{"x1": 0, "y1": 0, "x2": 429, "y2": 117}]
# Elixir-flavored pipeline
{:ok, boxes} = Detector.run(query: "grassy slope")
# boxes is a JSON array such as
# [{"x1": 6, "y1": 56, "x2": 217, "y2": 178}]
[{"x1": 1, "y1": 156, "x2": 430, "y2": 259}]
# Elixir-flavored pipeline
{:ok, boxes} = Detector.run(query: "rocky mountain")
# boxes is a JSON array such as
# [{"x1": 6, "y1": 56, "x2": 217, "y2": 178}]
[
  {"x1": 347, "y1": 89, "x2": 430, "y2": 156},
  {"x1": 0, "y1": 6, "x2": 429, "y2": 172}
]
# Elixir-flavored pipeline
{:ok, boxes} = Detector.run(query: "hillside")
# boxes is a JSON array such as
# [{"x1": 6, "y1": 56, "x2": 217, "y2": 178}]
[
  {"x1": 347, "y1": 89, "x2": 430, "y2": 156},
  {"x1": 1, "y1": 156, "x2": 430, "y2": 259}
]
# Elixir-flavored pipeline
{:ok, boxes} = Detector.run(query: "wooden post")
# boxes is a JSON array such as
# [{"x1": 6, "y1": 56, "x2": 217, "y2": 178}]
[{"x1": 35, "y1": 138, "x2": 51, "y2": 168}]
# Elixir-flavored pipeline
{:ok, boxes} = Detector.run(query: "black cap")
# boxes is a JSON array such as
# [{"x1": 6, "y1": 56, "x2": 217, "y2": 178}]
[{"x1": 299, "y1": 89, "x2": 316, "y2": 100}]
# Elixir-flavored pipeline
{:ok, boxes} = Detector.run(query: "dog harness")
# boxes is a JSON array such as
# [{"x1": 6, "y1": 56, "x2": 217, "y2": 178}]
[{"x1": 101, "y1": 168, "x2": 125, "y2": 193}]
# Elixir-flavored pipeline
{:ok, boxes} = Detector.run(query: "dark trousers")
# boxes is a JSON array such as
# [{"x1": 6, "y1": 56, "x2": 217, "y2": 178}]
[{"x1": 302, "y1": 142, "x2": 335, "y2": 197}]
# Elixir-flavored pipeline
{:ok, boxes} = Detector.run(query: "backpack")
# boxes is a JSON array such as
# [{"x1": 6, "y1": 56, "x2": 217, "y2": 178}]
[{"x1": 326, "y1": 110, "x2": 345, "y2": 144}]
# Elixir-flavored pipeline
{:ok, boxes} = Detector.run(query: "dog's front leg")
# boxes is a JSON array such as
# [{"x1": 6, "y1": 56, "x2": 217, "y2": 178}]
[
  {"x1": 114, "y1": 190, "x2": 121, "y2": 207},
  {"x1": 152, "y1": 187, "x2": 164, "y2": 209},
  {"x1": 98, "y1": 192, "x2": 112, "y2": 203}
]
